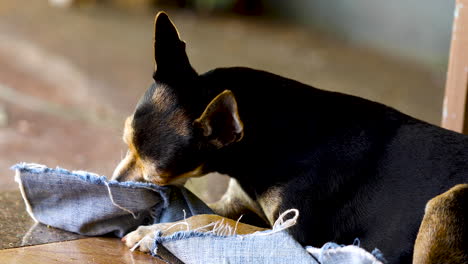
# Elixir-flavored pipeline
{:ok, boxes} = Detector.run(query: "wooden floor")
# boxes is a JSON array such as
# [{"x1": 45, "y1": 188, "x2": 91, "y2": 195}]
[
  {"x1": 0, "y1": 237, "x2": 164, "y2": 264},
  {"x1": 0, "y1": 191, "x2": 166, "y2": 263}
]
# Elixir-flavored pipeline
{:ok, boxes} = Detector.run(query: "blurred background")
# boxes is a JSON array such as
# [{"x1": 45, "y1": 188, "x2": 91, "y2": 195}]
[{"x1": 0, "y1": 0, "x2": 456, "y2": 202}]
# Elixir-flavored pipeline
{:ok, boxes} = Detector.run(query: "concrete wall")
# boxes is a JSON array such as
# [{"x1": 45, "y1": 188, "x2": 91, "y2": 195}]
[{"x1": 265, "y1": 0, "x2": 456, "y2": 70}]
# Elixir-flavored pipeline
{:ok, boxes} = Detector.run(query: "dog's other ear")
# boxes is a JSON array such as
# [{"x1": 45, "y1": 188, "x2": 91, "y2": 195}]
[
  {"x1": 195, "y1": 90, "x2": 244, "y2": 148},
  {"x1": 153, "y1": 12, "x2": 196, "y2": 80}
]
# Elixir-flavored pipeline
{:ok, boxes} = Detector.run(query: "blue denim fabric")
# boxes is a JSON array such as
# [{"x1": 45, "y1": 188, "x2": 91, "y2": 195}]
[
  {"x1": 152, "y1": 231, "x2": 386, "y2": 264},
  {"x1": 13, "y1": 163, "x2": 386, "y2": 264},
  {"x1": 12, "y1": 163, "x2": 213, "y2": 237}
]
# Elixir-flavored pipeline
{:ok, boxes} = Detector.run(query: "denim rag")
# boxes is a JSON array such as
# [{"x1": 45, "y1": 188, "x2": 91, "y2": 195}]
[
  {"x1": 12, "y1": 163, "x2": 213, "y2": 238},
  {"x1": 13, "y1": 163, "x2": 386, "y2": 264}
]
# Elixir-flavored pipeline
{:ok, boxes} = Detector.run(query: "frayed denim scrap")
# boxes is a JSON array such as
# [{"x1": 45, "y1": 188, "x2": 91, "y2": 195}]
[
  {"x1": 153, "y1": 230, "x2": 316, "y2": 264},
  {"x1": 12, "y1": 163, "x2": 213, "y2": 237},
  {"x1": 13, "y1": 163, "x2": 387, "y2": 264},
  {"x1": 154, "y1": 231, "x2": 386, "y2": 264},
  {"x1": 150, "y1": 210, "x2": 386, "y2": 264}
]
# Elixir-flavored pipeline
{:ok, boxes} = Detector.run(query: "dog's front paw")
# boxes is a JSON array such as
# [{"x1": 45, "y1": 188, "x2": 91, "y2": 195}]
[
  {"x1": 122, "y1": 223, "x2": 174, "y2": 252},
  {"x1": 122, "y1": 214, "x2": 267, "y2": 253}
]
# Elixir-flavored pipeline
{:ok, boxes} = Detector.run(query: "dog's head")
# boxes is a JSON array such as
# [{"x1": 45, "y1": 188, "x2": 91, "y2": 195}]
[{"x1": 112, "y1": 12, "x2": 244, "y2": 185}]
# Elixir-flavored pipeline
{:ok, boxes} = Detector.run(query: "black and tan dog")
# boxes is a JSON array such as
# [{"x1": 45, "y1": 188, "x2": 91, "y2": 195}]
[{"x1": 112, "y1": 12, "x2": 468, "y2": 264}]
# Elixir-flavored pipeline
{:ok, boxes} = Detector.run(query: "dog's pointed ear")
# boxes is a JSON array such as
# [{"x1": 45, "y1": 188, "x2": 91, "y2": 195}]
[
  {"x1": 153, "y1": 12, "x2": 196, "y2": 79},
  {"x1": 194, "y1": 90, "x2": 244, "y2": 148}
]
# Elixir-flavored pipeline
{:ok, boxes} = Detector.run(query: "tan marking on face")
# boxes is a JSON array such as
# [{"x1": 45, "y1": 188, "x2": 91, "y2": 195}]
[
  {"x1": 113, "y1": 153, "x2": 160, "y2": 183},
  {"x1": 168, "y1": 108, "x2": 190, "y2": 137},
  {"x1": 138, "y1": 158, "x2": 160, "y2": 181},
  {"x1": 150, "y1": 164, "x2": 205, "y2": 186},
  {"x1": 123, "y1": 116, "x2": 135, "y2": 148},
  {"x1": 112, "y1": 151, "x2": 143, "y2": 182},
  {"x1": 152, "y1": 85, "x2": 173, "y2": 112},
  {"x1": 114, "y1": 116, "x2": 147, "y2": 182},
  {"x1": 257, "y1": 185, "x2": 284, "y2": 226}
]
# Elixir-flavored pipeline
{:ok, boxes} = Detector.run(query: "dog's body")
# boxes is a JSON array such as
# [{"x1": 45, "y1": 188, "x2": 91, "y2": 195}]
[{"x1": 113, "y1": 13, "x2": 468, "y2": 264}]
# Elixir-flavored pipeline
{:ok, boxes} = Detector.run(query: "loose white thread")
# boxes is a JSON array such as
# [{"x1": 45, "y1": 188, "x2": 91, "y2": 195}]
[
  {"x1": 233, "y1": 214, "x2": 243, "y2": 235},
  {"x1": 163, "y1": 209, "x2": 191, "y2": 232},
  {"x1": 163, "y1": 221, "x2": 190, "y2": 233},
  {"x1": 253, "y1": 208, "x2": 299, "y2": 236},
  {"x1": 105, "y1": 182, "x2": 137, "y2": 219},
  {"x1": 212, "y1": 218, "x2": 225, "y2": 234},
  {"x1": 193, "y1": 221, "x2": 217, "y2": 232}
]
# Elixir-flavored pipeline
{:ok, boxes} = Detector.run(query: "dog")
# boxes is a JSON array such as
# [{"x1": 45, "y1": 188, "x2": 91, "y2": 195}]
[{"x1": 112, "y1": 12, "x2": 468, "y2": 264}]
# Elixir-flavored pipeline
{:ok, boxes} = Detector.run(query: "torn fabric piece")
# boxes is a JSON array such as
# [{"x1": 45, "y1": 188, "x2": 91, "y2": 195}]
[
  {"x1": 150, "y1": 210, "x2": 386, "y2": 264},
  {"x1": 152, "y1": 230, "x2": 386, "y2": 264},
  {"x1": 12, "y1": 163, "x2": 213, "y2": 237}
]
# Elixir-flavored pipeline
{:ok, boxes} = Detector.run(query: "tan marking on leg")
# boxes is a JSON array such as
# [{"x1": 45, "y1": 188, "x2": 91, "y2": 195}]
[
  {"x1": 257, "y1": 185, "x2": 284, "y2": 226},
  {"x1": 210, "y1": 178, "x2": 267, "y2": 223}
]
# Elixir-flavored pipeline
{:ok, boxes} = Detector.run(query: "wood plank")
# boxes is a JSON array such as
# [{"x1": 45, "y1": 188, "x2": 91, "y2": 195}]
[
  {"x1": 0, "y1": 237, "x2": 165, "y2": 264},
  {"x1": 442, "y1": 0, "x2": 468, "y2": 133}
]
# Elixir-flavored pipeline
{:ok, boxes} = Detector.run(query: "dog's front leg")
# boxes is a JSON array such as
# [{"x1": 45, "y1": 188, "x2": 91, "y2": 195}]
[
  {"x1": 123, "y1": 214, "x2": 267, "y2": 252},
  {"x1": 209, "y1": 178, "x2": 270, "y2": 227}
]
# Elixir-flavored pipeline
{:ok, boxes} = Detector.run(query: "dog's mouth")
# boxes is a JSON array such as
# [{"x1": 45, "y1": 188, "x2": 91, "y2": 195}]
[
  {"x1": 149, "y1": 165, "x2": 205, "y2": 186},
  {"x1": 113, "y1": 155, "x2": 204, "y2": 186},
  {"x1": 151, "y1": 176, "x2": 187, "y2": 186}
]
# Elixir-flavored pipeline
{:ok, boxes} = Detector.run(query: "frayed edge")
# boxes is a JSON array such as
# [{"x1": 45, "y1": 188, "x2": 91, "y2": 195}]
[
  {"x1": 152, "y1": 229, "x2": 234, "y2": 254},
  {"x1": 371, "y1": 248, "x2": 387, "y2": 263},
  {"x1": 143, "y1": 209, "x2": 316, "y2": 260},
  {"x1": 13, "y1": 162, "x2": 174, "y2": 222},
  {"x1": 148, "y1": 226, "x2": 295, "y2": 257},
  {"x1": 11, "y1": 162, "x2": 170, "y2": 191},
  {"x1": 148, "y1": 208, "x2": 301, "y2": 253},
  {"x1": 310, "y1": 238, "x2": 386, "y2": 263},
  {"x1": 306, "y1": 243, "x2": 387, "y2": 264},
  {"x1": 173, "y1": 209, "x2": 299, "y2": 239}
]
